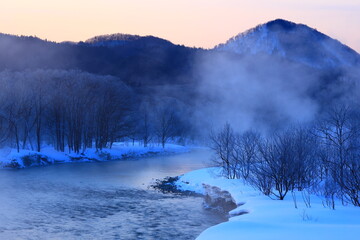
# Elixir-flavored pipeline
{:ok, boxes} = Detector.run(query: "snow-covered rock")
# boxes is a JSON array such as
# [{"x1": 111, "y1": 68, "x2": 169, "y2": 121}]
[{"x1": 202, "y1": 184, "x2": 237, "y2": 213}]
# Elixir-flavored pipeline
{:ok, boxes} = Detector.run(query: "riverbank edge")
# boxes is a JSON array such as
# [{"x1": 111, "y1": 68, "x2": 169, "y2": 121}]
[
  {"x1": 173, "y1": 167, "x2": 360, "y2": 240},
  {"x1": 0, "y1": 144, "x2": 190, "y2": 169},
  {"x1": 152, "y1": 174, "x2": 238, "y2": 213}
]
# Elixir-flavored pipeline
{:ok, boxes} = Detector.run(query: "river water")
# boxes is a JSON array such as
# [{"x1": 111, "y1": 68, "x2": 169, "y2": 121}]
[{"x1": 0, "y1": 149, "x2": 226, "y2": 240}]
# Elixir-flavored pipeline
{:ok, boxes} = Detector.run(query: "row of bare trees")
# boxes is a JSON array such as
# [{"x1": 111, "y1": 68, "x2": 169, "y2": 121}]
[
  {"x1": 0, "y1": 69, "x2": 192, "y2": 153},
  {"x1": 0, "y1": 69, "x2": 134, "y2": 153},
  {"x1": 135, "y1": 96, "x2": 192, "y2": 148},
  {"x1": 211, "y1": 105, "x2": 360, "y2": 207}
]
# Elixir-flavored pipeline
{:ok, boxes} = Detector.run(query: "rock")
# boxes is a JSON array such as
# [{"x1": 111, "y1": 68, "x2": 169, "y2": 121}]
[
  {"x1": 150, "y1": 176, "x2": 203, "y2": 196},
  {"x1": 202, "y1": 184, "x2": 237, "y2": 213}
]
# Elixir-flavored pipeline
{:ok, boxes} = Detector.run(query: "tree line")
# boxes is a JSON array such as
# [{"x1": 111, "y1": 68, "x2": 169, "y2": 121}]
[
  {"x1": 0, "y1": 69, "x2": 190, "y2": 153},
  {"x1": 210, "y1": 105, "x2": 360, "y2": 208}
]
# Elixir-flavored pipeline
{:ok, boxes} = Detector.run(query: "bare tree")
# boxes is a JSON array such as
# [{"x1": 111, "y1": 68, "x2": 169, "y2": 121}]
[
  {"x1": 138, "y1": 102, "x2": 153, "y2": 147},
  {"x1": 155, "y1": 107, "x2": 176, "y2": 148},
  {"x1": 316, "y1": 105, "x2": 360, "y2": 206},
  {"x1": 234, "y1": 130, "x2": 260, "y2": 180},
  {"x1": 210, "y1": 123, "x2": 238, "y2": 179},
  {"x1": 248, "y1": 127, "x2": 318, "y2": 200}
]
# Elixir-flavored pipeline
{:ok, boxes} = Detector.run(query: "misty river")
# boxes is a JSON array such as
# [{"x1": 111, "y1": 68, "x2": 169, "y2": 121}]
[{"x1": 0, "y1": 149, "x2": 226, "y2": 240}]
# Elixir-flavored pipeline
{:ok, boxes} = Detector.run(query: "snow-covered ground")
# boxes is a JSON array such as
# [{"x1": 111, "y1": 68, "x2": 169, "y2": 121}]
[
  {"x1": 0, "y1": 142, "x2": 189, "y2": 168},
  {"x1": 176, "y1": 167, "x2": 360, "y2": 240}
]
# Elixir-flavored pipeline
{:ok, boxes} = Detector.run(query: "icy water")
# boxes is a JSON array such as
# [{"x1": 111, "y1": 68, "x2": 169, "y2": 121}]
[{"x1": 0, "y1": 149, "x2": 226, "y2": 240}]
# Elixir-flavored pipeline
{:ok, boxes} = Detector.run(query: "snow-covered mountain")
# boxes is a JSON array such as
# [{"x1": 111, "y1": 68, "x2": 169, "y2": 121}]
[{"x1": 216, "y1": 19, "x2": 360, "y2": 69}]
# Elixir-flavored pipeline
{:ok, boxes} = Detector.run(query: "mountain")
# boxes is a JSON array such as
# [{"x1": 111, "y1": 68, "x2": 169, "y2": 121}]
[
  {"x1": 0, "y1": 32, "x2": 200, "y2": 88},
  {"x1": 0, "y1": 20, "x2": 359, "y2": 132},
  {"x1": 85, "y1": 33, "x2": 142, "y2": 46},
  {"x1": 215, "y1": 19, "x2": 360, "y2": 69},
  {"x1": 84, "y1": 33, "x2": 173, "y2": 48},
  {"x1": 0, "y1": 19, "x2": 359, "y2": 90}
]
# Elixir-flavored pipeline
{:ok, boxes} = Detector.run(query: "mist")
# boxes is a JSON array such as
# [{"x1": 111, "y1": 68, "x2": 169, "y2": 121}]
[
  {"x1": 0, "y1": 30, "x2": 359, "y2": 145},
  {"x1": 192, "y1": 50, "x2": 359, "y2": 134}
]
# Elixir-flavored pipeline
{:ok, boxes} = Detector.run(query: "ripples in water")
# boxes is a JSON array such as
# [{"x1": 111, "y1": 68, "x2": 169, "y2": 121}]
[{"x1": 0, "y1": 182, "x2": 226, "y2": 240}]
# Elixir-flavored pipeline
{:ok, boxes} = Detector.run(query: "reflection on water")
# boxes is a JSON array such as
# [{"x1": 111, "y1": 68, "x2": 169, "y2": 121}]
[{"x1": 0, "y1": 149, "x2": 226, "y2": 239}]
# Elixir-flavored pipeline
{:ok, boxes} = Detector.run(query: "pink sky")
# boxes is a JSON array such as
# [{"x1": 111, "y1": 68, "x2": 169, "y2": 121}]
[{"x1": 1, "y1": 0, "x2": 359, "y2": 52}]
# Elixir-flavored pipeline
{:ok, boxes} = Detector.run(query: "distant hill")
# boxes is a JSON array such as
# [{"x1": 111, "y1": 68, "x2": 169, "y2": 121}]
[
  {"x1": 84, "y1": 33, "x2": 173, "y2": 48},
  {"x1": 215, "y1": 19, "x2": 360, "y2": 69},
  {"x1": 1, "y1": 20, "x2": 359, "y2": 133},
  {"x1": 0, "y1": 32, "x2": 201, "y2": 88},
  {"x1": 0, "y1": 19, "x2": 358, "y2": 102}
]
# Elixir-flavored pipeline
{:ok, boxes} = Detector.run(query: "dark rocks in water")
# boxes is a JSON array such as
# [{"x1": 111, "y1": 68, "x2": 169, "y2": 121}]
[
  {"x1": 150, "y1": 176, "x2": 202, "y2": 197},
  {"x1": 202, "y1": 184, "x2": 237, "y2": 213},
  {"x1": 152, "y1": 176, "x2": 243, "y2": 216},
  {"x1": 21, "y1": 154, "x2": 51, "y2": 167},
  {"x1": 2, "y1": 159, "x2": 21, "y2": 169}
]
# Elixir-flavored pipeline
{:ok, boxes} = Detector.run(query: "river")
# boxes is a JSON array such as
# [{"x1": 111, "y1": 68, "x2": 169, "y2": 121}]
[{"x1": 0, "y1": 149, "x2": 226, "y2": 240}]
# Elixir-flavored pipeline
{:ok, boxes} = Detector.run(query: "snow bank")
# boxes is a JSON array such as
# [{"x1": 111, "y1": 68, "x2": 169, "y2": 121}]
[
  {"x1": 176, "y1": 167, "x2": 360, "y2": 240},
  {"x1": 0, "y1": 143, "x2": 189, "y2": 168}
]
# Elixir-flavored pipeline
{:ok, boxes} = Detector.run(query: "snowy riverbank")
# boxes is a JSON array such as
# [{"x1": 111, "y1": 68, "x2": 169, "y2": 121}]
[
  {"x1": 0, "y1": 143, "x2": 189, "y2": 169},
  {"x1": 176, "y1": 167, "x2": 360, "y2": 240}
]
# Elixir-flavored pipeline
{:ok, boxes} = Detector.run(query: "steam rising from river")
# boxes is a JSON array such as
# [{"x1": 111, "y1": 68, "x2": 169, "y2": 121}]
[{"x1": 193, "y1": 51, "x2": 360, "y2": 134}]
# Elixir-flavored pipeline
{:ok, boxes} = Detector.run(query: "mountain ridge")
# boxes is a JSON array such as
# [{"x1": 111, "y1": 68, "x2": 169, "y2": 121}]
[
  {"x1": 0, "y1": 19, "x2": 358, "y2": 88},
  {"x1": 215, "y1": 19, "x2": 360, "y2": 69},
  {"x1": 1, "y1": 19, "x2": 359, "y2": 57},
  {"x1": 84, "y1": 33, "x2": 174, "y2": 47}
]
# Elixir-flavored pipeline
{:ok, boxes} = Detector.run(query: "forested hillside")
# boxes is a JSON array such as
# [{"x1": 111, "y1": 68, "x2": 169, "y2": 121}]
[{"x1": 0, "y1": 19, "x2": 359, "y2": 153}]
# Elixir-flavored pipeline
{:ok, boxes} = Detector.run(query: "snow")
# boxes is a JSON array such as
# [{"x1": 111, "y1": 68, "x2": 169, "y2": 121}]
[
  {"x1": 0, "y1": 142, "x2": 189, "y2": 168},
  {"x1": 215, "y1": 20, "x2": 360, "y2": 69},
  {"x1": 176, "y1": 167, "x2": 360, "y2": 240},
  {"x1": 217, "y1": 25, "x2": 286, "y2": 56}
]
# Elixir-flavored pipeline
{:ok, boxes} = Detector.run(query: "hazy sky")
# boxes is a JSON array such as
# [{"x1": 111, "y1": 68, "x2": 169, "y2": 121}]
[{"x1": 1, "y1": 0, "x2": 359, "y2": 52}]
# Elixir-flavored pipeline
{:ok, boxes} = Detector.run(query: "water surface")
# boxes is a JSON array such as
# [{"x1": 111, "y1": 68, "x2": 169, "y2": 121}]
[{"x1": 0, "y1": 149, "x2": 225, "y2": 239}]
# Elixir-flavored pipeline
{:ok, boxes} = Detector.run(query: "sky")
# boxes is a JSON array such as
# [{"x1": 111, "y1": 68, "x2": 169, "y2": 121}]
[{"x1": 0, "y1": 0, "x2": 359, "y2": 52}]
